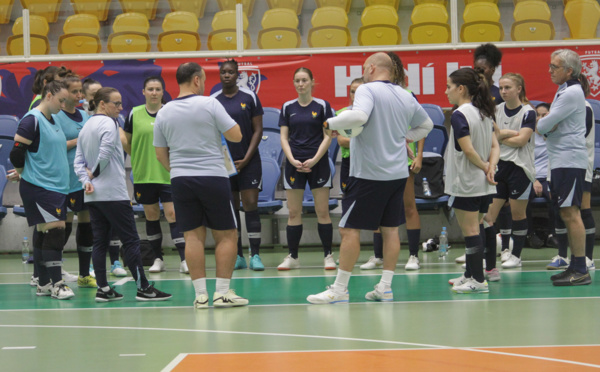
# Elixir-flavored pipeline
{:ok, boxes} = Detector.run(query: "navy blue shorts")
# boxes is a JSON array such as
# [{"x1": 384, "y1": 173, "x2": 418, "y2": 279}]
[
  {"x1": 20, "y1": 179, "x2": 67, "y2": 226},
  {"x1": 171, "y1": 176, "x2": 237, "y2": 232},
  {"x1": 529, "y1": 178, "x2": 551, "y2": 201},
  {"x1": 449, "y1": 195, "x2": 491, "y2": 213},
  {"x1": 340, "y1": 156, "x2": 350, "y2": 193},
  {"x1": 340, "y1": 177, "x2": 406, "y2": 230},
  {"x1": 494, "y1": 160, "x2": 532, "y2": 200},
  {"x1": 550, "y1": 168, "x2": 585, "y2": 208},
  {"x1": 230, "y1": 154, "x2": 262, "y2": 192},
  {"x1": 67, "y1": 189, "x2": 87, "y2": 213},
  {"x1": 133, "y1": 183, "x2": 172, "y2": 205},
  {"x1": 584, "y1": 180, "x2": 592, "y2": 193},
  {"x1": 284, "y1": 155, "x2": 332, "y2": 190}
]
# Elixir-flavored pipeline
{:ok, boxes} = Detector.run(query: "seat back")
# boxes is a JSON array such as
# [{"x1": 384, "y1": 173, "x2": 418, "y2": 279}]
[
  {"x1": 162, "y1": 11, "x2": 199, "y2": 32},
  {"x1": 217, "y1": 0, "x2": 255, "y2": 17},
  {"x1": 169, "y1": 0, "x2": 207, "y2": 18},
  {"x1": 316, "y1": 0, "x2": 351, "y2": 13},
  {"x1": 0, "y1": 115, "x2": 18, "y2": 138},
  {"x1": 361, "y1": 5, "x2": 398, "y2": 25},
  {"x1": 421, "y1": 103, "x2": 445, "y2": 126},
  {"x1": 258, "y1": 128, "x2": 284, "y2": 165},
  {"x1": 259, "y1": 157, "x2": 281, "y2": 202},
  {"x1": 113, "y1": 12, "x2": 149, "y2": 33},
  {"x1": 70, "y1": 0, "x2": 111, "y2": 21},
  {"x1": 267, "y1": 0, "x2": 304, "y2": 15},
  {"x1": 595, "y1": 123, "x2": 600, "y2": 148},
  {"x1": 118, "y1": 0, "x2": 159, "y2": 20},
  {"x1": 212, "y1": 10, "x2": 249, "y2": 31},
  {"x1": 463, "y1": 2, "x2": 500, "y2": 22},
  {"x1": 0, "y1": 165, "x2": 7, "y2": 207},
  {"x1": 460, "y1": 21, "x2": 504, "y2": 42},
  {"x1": 0, "y1": 0, "x2": 15, "y2": 24},
  {"x1": 564, "y1": 0, "x2": 600, "y2": 39},
  {"x1": 423, "y1": 125, "x2": 448, "y2": 155},
  {"x1": 513, "y1": 0, "x2": 551, "y2": 21},
  {"x1": 411, "y1": 3, "x2": 448, "y2": 24},
  {"x1": 408, "y1": 22, "x2": 451, "y2": 43},
  {"x1": 7, "y1": 34, "x2": 50, "y2": 55},
  {"x1": 312, "y1": 6, "x2": 348, "y2": 27},
  {"x1": 63, "y1": 13, "x2": 100, "y2": 35},
  {"x1": 262, "y1": 8, "x2": 298, "y2": 29},
  {"x1": 511, "y1": 19, "x2": 554, "y2": 41},
  {"x1": 20, "y1": 0, "x2": 61, "y2": 23},
  {"x1": 263, "y1": 107, "x2": 281, "y2": 130},
  {"x1": 0, "y1": 138, "x2": 14, "y2": 169},
  {"x1": 12, "y1": 15, "x2": 49, "y2": 36},
  {"x1": 365, "y1": 0, "x2": 400, "y2": 9}
]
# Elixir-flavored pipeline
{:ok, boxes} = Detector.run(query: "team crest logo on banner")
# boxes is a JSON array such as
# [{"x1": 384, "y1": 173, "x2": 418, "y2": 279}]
[
  {"x1": 238, "y1": 66, "x2": 262, "y2": 93},
  {"x1": 582, "y1": 54, "x2": 600, "y2": 97}
]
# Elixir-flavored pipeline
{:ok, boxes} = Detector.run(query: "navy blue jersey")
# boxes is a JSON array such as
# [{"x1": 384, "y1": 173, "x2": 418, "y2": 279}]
[
  {"x1": 279, "y1": 98, "x2": 334, "y2": 160},
  {"x1": 211, "y1": 88, "x2": 264, "y2": 160},
  {"x1": 490, "y1": 85, "x2": 504, "y2": 105}
]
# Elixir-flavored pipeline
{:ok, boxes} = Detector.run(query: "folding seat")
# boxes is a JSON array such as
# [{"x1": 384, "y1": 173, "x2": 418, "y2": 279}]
[
  {"x1": 107, "y1": 12, "x2": 151, "y2": 53},
  {"x1": 119, "y1": 0, "x2": 159, "y2": 20},
  {"x1": 358, "y1": 5, "x2": 401, "y2": 45},
  {"x1": 207, "y1": 10, "x2": 251, "y2": 50},
  {"x1": 460, "y1": 2, "x2": 504, "y2": 42},
  {"x1": 364, "y1": 0, "x2": 400, "y2": 9},
  {"x1": 158, "y1": 11, "x2": 201, "y2": 52},
  {"x1": 20, "y1": 0, "x2": 61, "y2": 23},
  {"x1": 316, "y1": 0, "x2": 351, "y2": 13},
  {"x1": 58, "y1": 13, "x2": 102, "y2": 54},
  {"x1": 257, "y1": 8, "x2": 301, "y2": 49},
  {"x1": 308, "y1": 6, "x2": 351, "y2": 47},
  {"x1": 217, "y1": 0, "x2": 255, "y2": 17},
  {"x1": 7, "y1": 15, "x2": 50, "y2": 55},
  {"x1": 266, "y1": 0, "x2": 304, "y2": 15},
  {"x1": 0, "y1": 0, "x2": 15, "y2": 24},
  {"x1": 408, "y1": 3, "x2": 451, "y2": 44},
  {"x1": 564, "y1": 0, "x2": 600, "y2": 39},
  {"x1": 169, "y1": 0, "x2": 207, "y2": 18},
  {"x1": 70, "y1": 0, "x2": 111, "y2": 21},
  {"x1": 414, "y1": 0, "x2": 447, "y2": 5},
  {"x1": 511, "y1": 0, "x2": 554, "y2": 41}
]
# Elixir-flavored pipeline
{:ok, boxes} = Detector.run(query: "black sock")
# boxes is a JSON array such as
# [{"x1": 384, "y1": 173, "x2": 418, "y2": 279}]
[
  {"x1": 318, "y1": 223, "x2": 333, "y2": 256},
  {"x1": 581, "y1": 208, "x2": 595, "y2": 260},
  {"x1": 146, "y1": 219, "x2": 163, "y2": 260},
  {"x1": 465, "y1": 235, "x2": 484, "y2": 283},
  {"x1": 41, "y1": 228, "x2": 65, "y2": 284},
  {"x1": 555, "y1": 213, "x2": 569, "y2": 258},
  {"x1": 572, "y1": 256, "x2": 587, "y2": 274},
  {"x1": 76, "y1": 223, "x2": 93, "y2": 277},
  {"x1": 234, "y1": 208, "x2": 243, "y2": 257},
  {"x1": 497, "y1": 205, "x2": 512, "y2": 250},
  {"x1": 169, "y1": 222, "x2": 185, "y2": 261},
  {"x1": 64, "y1": 222, "x2": 73, "y2": 248},
  {"x1": 373, "y1": 232, "x2": 383, "y2": 259},
  {"x1": 511, "y1": 219, "x2": 528, "y2": 258},
  {"x1": 484, "y1": 225, "x2": 497, "y2": 271},
  {"x1": 407, "y1": 229, "x2": 420, "y2": 257},
  {"x1": 32, "y1": 228, "x2": 43, "y2": 278},
  {"x1": 286, "y1": 225, "x2": 303, "y2": 259},
  {"x1": 245, "y1": 210, "x2": 261, "y2": 256}
]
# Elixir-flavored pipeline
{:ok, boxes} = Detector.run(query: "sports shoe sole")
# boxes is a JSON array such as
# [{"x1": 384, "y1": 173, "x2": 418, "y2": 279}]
[
  {"x1": 136, "y1": 296, "x2": 172, "y2": 302},
  {"x1": 95, "y1": 296, "x2": 123, "y2": 303}
]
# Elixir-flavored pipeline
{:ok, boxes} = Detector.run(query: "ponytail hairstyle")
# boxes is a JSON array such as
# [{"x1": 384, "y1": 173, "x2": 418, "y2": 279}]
[
  {"x1": 41, "y1": 80, "x2": 67, "y2": 98},
  {"x1": 449, "y1": 68, "x2": 496, "y2": 121},
  {"x1": 82, "y1": 78, "x2": 101, "y2": 96},
  {"x1": 580, "y1": 74, "x2": 590, "y2": 97},
  {"x1": 387, "y1": 52, "x2": 407, "y2": 88},
  {"x1": 62, "y1": 73, "x2": 82, "y2": 90},
  {"x1": 221, "y1": 58, "x2": 239, "y2": 74},
  {"x1": 32, "y1": 66, "x2": 60, "y2": 95},
  {"x1": 499, "y1": 72, "x2": 529, "y2": 105},
  {"x1": 89, "y1": 87, "x2": 118, "y2": 112}
]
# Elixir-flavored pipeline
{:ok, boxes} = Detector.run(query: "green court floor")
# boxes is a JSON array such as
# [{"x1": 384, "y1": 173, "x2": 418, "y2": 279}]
[{"x1": 0, "y1": 247, "x2": 598, "y2": 372}]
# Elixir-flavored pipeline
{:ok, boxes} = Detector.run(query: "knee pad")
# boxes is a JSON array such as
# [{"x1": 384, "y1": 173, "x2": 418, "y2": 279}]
[
  {"x1": 76, "y1": 223, "x2": 94, "y2": 247},
  {"x1": 42, "y1": 228, "x2": 65, "y2": 251}
]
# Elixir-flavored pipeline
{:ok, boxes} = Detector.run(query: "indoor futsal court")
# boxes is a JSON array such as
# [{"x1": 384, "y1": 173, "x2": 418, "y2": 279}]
[{"x1": 0, "y1": 247, "x2": 598, "y2": 372}]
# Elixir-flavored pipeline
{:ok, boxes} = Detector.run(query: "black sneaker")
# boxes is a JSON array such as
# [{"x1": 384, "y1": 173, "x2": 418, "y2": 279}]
[
  {"x1": 527, "y1": 233, "x2": 544, "y2": 249},
  {"x1": 552, "y1": 270, "x2": 591, "y2": 286},
  {"x1": 95, "y1": 287, "x2": 124, "y2": 302},
  {"x1": 545, "y1": 234, "x2": 559, "y2": 248},
  {"x1": 136, "y1": 284, "x2": 172, "y2": 301},
  {"x1": 550, "y1": 268, "x2": 575, "y2": 281}
]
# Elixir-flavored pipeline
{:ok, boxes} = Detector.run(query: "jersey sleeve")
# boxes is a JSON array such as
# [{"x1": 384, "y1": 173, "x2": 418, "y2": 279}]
[
  {"x1": 451, "y1": 111, "x2": 470, "y2": 139},
  {"x1": 252, "y1": 93, "x2": 264, "y2": 117},
  {"x1": 123, "y1": 110, "x2": 134, "y2": 134},
  {"x1": 278, "y1": 104, "x2": 289, "y2": 127},
  {"x1": 586, "y1": 105, "x2": 594, "y2": 137},
  {"x1": 16, "y1": 115, "x2": 40, "y2": 144},
  {"x1": 521, "y1": 110, "x2": 536, "y2": 131},
  {"x1": 351, "y1": 84, "x2": 374, "y2": 118},
  {"x1": 324, "y1": 101, "x2": 335, "y2": 120}
]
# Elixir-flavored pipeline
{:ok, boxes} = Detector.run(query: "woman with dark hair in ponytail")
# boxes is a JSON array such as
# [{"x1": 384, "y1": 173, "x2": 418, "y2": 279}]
[{"x1": 445, "y1": 68, "x2": 499, "y2": 294}]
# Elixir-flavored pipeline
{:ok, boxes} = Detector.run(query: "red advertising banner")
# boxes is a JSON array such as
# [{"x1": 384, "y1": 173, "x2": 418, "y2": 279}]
[{"x1": 1, "y1": 45, "x2": 600, "y2": 118}]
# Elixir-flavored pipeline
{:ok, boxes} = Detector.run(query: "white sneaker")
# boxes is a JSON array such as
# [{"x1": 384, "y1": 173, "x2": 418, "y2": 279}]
[
  {"x1": 500, "y1": 249, "x2": 512, "y2": 263},
  {"x1": 501, "y1": 255, "x2": 522, "y2": 269},
  {"x1": 36, "y1": 282, "x2": 52, "y2": 296},
  {"x1": 61, "y1": 268, "x2": 78, "y2": 282},
  {"x1": 452, "y1": 278, "x2": 489, "y2": 294},
  {"x1": 149, "y1": 258, "x2": 165, "y2": 273},
  {"x1": 193, "y1": 293, "x2": 209, "y2": 309},
  {"x1": 448, "y1": 274, "x2": 468, "y2": 286},
  {"x1": 360, "y1": 256, "x2": 383, "y2": 270},
  {"x1": 324, "y1": 254, "x2": 336, "y2": 270},
  {"x1": 51, "y1": 280, "x2": 75, "y2": 300},
  {"x1": 110, "y1": 260, "x2": 127, "y2": 277},
  {"x1": 455, "y1": 254, "x2": 466, "y2": 264},
  {"x1": 365, "y1": 284, "x2": 393, "y2": 302},
  {"x1": 30, "y1": 276, "x2": 39, "y2": 287},
  {"x1": 180, "y1": 260, "x2": 189, "y2": 274},
  {"x1": 405, "y1": 255, "x2": 420, "y2": 270},
  {"x1": 89, "y1": 264, "x2": 95, "y2": 278},
  {"x1": 586, "y1": 257, "x2": 596, "y2": 271},
  {"x1": 277, "y1": 254, "x2": 300, "y2": 271},
  {"x1": 213, "y1": 289, "x2": 249, "y2": 308},
  {"x1": 307, "y1": 285, "x2": 349, "y2": 304}
]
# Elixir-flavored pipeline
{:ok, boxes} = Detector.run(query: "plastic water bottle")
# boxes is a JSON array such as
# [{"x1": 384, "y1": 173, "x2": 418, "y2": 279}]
[
  {"x1": 439, "y1": 227, "x2": 448, "y2": 259},
  {"x1": 422, "y1": 178, "x2": 432, "y2": 197},
  {"x1": 21, "y1": 237, "x2": 30, "y2": 263}
]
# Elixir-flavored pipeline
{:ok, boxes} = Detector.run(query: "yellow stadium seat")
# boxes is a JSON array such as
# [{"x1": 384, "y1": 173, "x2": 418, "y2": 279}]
[
  {"x1": 511, "y1": 20, "x2": 554, "y2": 41},
  {"x1": 414, "y1": 0, "x2": 447, "y2": 6},
  {"x1": 257, "y1": 8, "x2": 301, "y2": 49},
  {"x1": 19, "y1": 0, "x2": 61, "y2": 23},
  {"x1": 308, "y1": 6, "x2": 350, "y2": 47},
  {"x1": 266, "y1": 0, "x2": 304, "y2": 15},
  {"x1": 316, "y1": 0, "x2": 351, "y2": 13},
  {"x1": 58, "y1": 13, "x2": 101, "y2": 54},
  {"x1": 364, "y1": 0, "x2": 400, "y2": 9},
  {"x1": 158, "y1": 11, "x2": 200, "y2": 52},
  {"x1": 169, "y1": 0, "x2": 207, "y2": 18},
  {"x1": 358, "y1": 5, "x2": 401, "y2": 45},
  {"x1": 119, "y1": 0, "x2": 159, "y2": 20},
  {"x1": 465, "y1": 0, "x2": 498, "y2": 4},
  {"x1": 0, "y1": 0, "x2": 15, "y2": 24},
  {"x1": 463, "y1": 2, "x2": 500, "y2": 23},
  {"x1": 460, "y1": 21, "x2": 504, "y2": 42},
  {"x1": 411, "y1": 3, "x2": 448, "y2": 23},
  {"x1": 564, "y1": 0, "x2": 600, "y2": 39},
  {"x1": 108, "y1": 12, "x2": 151, "y2": 53},
  {"x1": 409, "y1": 4, "x2": 450, "y2": 44},
  {"x1": 7, "y1": 15, "x2": 50, "y2": 55},
  {"x1": 70, "y1": 0, "x2": 111, "y2": 21},
  {"x1": 217, "y1": 0, "x2": 255, "y2": 17},
  {"x1": 208, "y1": 10, "x2": 251, "y2": 50},
  {"x1": 513, "y1": 0, "x2": 551, "y2": 21}
]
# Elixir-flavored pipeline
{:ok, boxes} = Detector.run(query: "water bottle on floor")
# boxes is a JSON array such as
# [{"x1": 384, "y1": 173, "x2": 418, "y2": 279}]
[
  {"x1": 21, "y1": 237, "x2": 30, "y2": 263},
  {"x1": 439, "y1": 227, "x2": 448, "y2": 259},
  {"x1": 422, "y1": 178, "x2": 431, "y2": 197}
]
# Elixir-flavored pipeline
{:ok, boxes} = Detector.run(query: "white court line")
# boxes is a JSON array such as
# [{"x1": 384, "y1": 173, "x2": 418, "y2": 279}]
[
  {"x1": 2, "y1": 346, "x2": 36, "y2": 350},
  {"x1": 161, "y1": 353, "x2": 186, "y2": 372},
  {"x1": 113, "y1": 277, "x2": 132, "y2": 286},
  {"x1": 119, "y1": 354, "x2": 145, "y2": 357}
]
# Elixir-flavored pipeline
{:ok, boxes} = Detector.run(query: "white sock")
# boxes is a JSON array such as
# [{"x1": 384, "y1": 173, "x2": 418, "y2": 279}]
[
  {"x1": 332, "y1": 269, "x2": 352, "y2": 295},
  {"x1": 215, "y1": 278, "x2": 230, "y2": 294},
  {"x1": 192, "y1": 278, "x2": 207, "y2": 296},
  {"x1": 379, "y1": 270, "x2": 394, "y2": 290},
  {"x1": 101, "y1": 286, "x2": 110, "y2": 292}
]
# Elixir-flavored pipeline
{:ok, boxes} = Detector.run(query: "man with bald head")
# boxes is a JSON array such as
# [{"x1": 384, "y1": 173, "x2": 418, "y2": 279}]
[{"x1": 307, "y1": 52, "x2": 433, "y2": 304}]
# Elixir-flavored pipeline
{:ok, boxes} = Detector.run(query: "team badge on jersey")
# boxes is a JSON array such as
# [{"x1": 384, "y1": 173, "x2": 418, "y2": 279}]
[
  {"x1": 56, "y1": 208, "x2": 61, "y2": 216},
  {"x1": 312, "y1": 111, "x2": 318, "y2": 119},
  {"x1": 241, "y1": 102, "x2": 247, "y2": 110},
  {"x1": 582, "y1": 54, "x2": 600, "y2": 97}
]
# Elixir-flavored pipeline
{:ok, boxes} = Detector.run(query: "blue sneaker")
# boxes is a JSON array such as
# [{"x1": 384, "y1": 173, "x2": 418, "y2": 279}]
[
  {"x1": 249, "y1": 255, "x2": 265, "y2": 271},
  {"x1": 546, "y1": 255, "x2": 569, "y2": 270},
  {"x1": 234, "y1": 256, "x2": 247, "y2": 270},
  {"x1": 110, "y1": 260, "x2": 127, "y2": 277}
]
